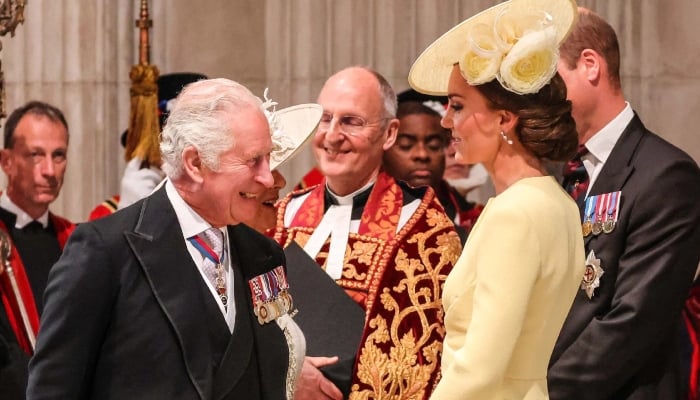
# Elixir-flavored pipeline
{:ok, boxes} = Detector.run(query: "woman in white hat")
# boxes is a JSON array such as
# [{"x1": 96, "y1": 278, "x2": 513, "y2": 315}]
[
  {"x1": 245, "y1": 92, "x2": 323, "y2": 234},
  {"x1": 408, "y1": 0, "x2": 585, "y2": 398}
]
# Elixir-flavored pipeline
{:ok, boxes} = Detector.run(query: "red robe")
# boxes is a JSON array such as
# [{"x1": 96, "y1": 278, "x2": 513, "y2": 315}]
[
  {"x1": 272, "y1": 172, "x2": 462, "y2": 399},
  {"x1": 684, "y1": 284, "x2": 700, "y2": 399},
  {"x1": 0, "y1": 214, "x2": 74, "y2": 354},
  {"x1": 87, "y1": 194, "x2": 120, "y2": 221},
  {"x1": 293, "y1": 166, "x2": 324, "y2": 191}
]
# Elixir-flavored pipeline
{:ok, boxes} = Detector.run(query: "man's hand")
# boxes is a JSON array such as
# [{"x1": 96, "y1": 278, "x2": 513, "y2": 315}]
[{"x1": 294, "y1": 356, "x2": 343, "y2": 400}]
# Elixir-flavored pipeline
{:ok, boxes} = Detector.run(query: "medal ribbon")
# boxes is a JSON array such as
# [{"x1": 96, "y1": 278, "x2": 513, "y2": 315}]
[
  {"x1": 248, "y1": 266, "x2": 289, "y2": 305},
  {"x1": 607, "y1": 191, "x2": 619, "y2": 219},
  {"x1": 604, "y1": 192, "x2": 614, "y2": 217},
  {"x1": 595, "y1": 193, "x2": 606, "y2": 221},
  {"x1": 188, "y1": 234, "x2": 228, "y2": 309},
  {"x1": 584, "y1": 196, "x2": 595, "y2": 222},
  {"x1": 188, "y1": 235, "x2": 222, "y2": 265}
]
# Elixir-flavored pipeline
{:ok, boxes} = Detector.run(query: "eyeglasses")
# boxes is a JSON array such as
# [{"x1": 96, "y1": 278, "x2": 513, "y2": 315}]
[{"x1": 318, "y1": 112, "x2": 390, "y2": 137}]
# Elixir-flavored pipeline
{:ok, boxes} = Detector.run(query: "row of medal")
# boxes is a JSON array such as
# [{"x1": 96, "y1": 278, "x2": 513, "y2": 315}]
[
  {"x1": 249, "y1": 265, "x2": 293, "y2": 325},
  {"x1": 582, "y1": 191, "x2": 621, "y2": 237}
]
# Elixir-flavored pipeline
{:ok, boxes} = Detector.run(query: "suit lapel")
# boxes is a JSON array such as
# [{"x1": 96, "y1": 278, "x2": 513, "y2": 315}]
[
  {"x1": 124, "y1": 187, "x2": 212, "y2": 399},
  {"x1": 583, "y1": 116, "x2": 644, "y2": 246}
]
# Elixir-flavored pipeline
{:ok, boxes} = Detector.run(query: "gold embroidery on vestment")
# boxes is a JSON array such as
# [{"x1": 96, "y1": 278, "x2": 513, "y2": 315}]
[{"x1": 349, "y1": 209, "x2": 460, "y2": 399}]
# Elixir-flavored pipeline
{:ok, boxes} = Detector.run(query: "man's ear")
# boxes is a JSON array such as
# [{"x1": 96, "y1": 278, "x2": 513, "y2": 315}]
[
  {"x1": 181, "y1": 145, "x2": 205, "y2": 183},
  {"x1": 381, "y1": 118, "x2": 400, "y2": 151},
  {"x1": 0, "y1": 149, "x2": 12, "y2": 175},
  {"x1": 580, "y1": 48, "x2": 601, "y2": 85}
]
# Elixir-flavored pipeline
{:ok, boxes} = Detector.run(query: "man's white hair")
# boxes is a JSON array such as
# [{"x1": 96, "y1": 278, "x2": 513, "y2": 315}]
[{"x1": 160, "y1": 78, "x2": 264, "y2": 179}]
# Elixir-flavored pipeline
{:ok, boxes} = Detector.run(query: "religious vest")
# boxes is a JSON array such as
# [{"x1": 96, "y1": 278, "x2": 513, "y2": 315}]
[
  {"x1": 272, "y1": 172, "x2": 462, "y2": 399},
  {"x1": 0, "y1": 213, "x2": 74, "y2": 354}
]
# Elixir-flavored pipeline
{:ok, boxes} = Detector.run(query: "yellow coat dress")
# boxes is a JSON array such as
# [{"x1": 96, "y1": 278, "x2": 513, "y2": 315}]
[{"x1": 431, "y1": 176, "x2": 585, "y2": 400}]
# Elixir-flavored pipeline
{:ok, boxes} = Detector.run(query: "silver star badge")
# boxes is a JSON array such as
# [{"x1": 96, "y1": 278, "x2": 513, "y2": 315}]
[{"x1": 581, "y1": 250, "x2": 604, "y2": 299}]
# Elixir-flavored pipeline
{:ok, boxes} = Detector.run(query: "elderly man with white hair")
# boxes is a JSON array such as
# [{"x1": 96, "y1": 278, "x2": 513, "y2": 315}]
[{"x1": 27, "y1": 78, "x2": 305, "y2": 400}]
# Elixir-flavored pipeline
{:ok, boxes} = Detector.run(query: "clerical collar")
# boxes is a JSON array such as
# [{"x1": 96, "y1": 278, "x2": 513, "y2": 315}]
[
  {"x1": 324, "y1": 180, "x2": 375, "y2": 219},
  {"x1": 0, "y1": 191, "x2": 49, "y2": 229}
]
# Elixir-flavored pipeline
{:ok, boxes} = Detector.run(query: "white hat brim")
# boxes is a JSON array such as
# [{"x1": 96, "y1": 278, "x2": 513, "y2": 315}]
[
  {"x1": 270, "y1": 103, "x2": 323, "y2": 170},
  {"x1": 408, "y1": 0, "x2": 577, "y2": 96}
]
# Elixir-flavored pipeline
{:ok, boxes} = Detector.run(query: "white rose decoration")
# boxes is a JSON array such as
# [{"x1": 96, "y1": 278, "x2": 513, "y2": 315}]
[
  {"x1": 498, "y1": 25, "x2": 558, "y2": 94},
  {"x1": 459, "y1": 50, "x2": 501, "y2": 86},
  {"x1": 459, "y1": 23, "x2": 503, "y2": 85},
  {"x1": 494, "y1": 9, "x2": 553, "y2": 53}
]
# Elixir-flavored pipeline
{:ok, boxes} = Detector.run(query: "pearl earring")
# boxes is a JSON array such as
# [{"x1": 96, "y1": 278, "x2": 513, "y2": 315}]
[{"x1": 500, "y1": 131, "x2": 513, "y2": 145}]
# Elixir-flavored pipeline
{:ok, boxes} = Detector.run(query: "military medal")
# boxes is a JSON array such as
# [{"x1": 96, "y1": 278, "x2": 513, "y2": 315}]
[
  {"x1": 602, "y1": 219, "x2": 615, "y2": 234},
  {"x1": 249, "y1": 266, "x2": 293, "y2": 325},
  {"x1": 603, "y1": 191, "x2": 620, "y2": 234},
  {"x1": 581, "y1": 197, "x2": 595, "y2": 237},
  {"x1": 582, "y1": 220, "x2": 592, "y2": 237},
  {"x1": 215, "y1": 270, "x2": 228, "y2": 306},
  {"x1": 581, "y1": 250, "x2": 603, "y2": 299},
  {"x1": 591, "y1": 194, "x2": 605, "y2": 236},
  {"x1": 189, "y1": 233, "x2": 228, "y2": 308}
]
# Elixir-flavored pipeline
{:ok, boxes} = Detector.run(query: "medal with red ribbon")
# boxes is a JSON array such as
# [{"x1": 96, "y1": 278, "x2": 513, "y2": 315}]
[
  {"x1": 603, "y1": 191, "x2": 620, "y2": 234},
  {"x1": 188, "y1": 235, "x2": 228, "y2": 307},
  {"x1": 248, "y1": 265, "x2": 293, "y2": 325},
  {"x1": 591, "y1": 193, "x2": 606, "y2": 236}
]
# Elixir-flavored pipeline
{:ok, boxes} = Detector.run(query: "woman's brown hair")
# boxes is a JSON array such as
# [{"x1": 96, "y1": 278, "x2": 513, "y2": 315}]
[{"x1": 475, "y1": 74, "x2": 578, "y2": 162}]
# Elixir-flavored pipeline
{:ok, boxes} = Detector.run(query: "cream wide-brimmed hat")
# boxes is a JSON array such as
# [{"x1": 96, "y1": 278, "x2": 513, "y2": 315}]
[
  {"x1": 409, "y1": 0, "x2": 577, "y2": 96},
  {"x1": 266, "y1": 102, "x2": 323, "y2": 170}
]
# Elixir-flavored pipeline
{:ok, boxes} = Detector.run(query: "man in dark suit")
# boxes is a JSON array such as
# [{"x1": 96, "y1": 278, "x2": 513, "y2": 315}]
[
  {"x1": 0, "y1": 101, "x2": 75, "y2": 400},
  {"x1": 27, "y1": 78, "x2": 304, "y2": 399},
  {"x1": 548, "y1": 8, "x2": 700, "y2": 399}
]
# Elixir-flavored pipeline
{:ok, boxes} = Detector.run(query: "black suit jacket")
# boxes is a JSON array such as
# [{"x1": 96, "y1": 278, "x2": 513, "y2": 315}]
[
  {"x1": 548, "y1": 115, "x2": 700, "y2": 399},
  {"x1": 27, "y1": 186, "x2": 289, "y2": 400},
  {"x1": 0, "y1": 319, "x2": 29, "y2": 400}
]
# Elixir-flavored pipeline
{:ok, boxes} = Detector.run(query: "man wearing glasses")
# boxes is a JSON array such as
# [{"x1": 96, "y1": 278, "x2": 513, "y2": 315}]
[{"x1": 271, "y1": 66, "x2": 462, "y2": 400}]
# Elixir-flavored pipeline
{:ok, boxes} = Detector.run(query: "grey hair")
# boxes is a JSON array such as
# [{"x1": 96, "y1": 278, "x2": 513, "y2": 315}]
[
  {"x1": 367, "y1": 68, "x2": 398, "y2": 118},
  {"x1": 160, "y1": 78, "x2": 263, "y2": 179}
]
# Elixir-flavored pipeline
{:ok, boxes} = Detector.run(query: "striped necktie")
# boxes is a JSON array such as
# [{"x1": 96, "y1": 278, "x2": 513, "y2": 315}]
[{"x1": 189, "y1": 228, "x2": 227, "y2": 307}]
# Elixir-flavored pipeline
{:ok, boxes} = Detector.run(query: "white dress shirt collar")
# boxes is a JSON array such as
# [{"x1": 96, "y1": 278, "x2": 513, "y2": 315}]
[
  {"x1": 582, "y1": 102, "x2": 635, "y2": 191},
  {"x1": 325, "y1": 179, "x2": 375, "y2": 206},
  {"x1": 164, "y1": 179, "x2": 217, "y2": 240},
  {"x1": 0, "y1": 191, "x2": 49, "y2": 228}
]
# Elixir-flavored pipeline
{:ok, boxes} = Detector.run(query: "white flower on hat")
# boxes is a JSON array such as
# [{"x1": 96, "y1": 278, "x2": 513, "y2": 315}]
[
  {"x1": 498, "y1": 25, "x2": 558, "y2": 94},
  {"x1": 493, "y1": 10, "x2": 552, "y2": 52},
  {"x1": 458, "y1": 8, "x2": 559, "y2": 95},
  {"x1": 459, "y1": 23, "x2": 503, "y2": 85},
  {"x1": 261, "y1": 88, "x2": 295, "y2": 167}
]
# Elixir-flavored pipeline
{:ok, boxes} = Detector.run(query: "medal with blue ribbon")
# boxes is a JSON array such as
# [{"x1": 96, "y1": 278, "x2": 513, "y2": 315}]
[
  {"x1": 582, "y1": 196, "x2": 595, "y2": 237},
  {"x1": 591, "y1": 194, "x2": 606, "y2": 236},
  {"x1": 248, "y1": 265, "x2": 293, "y2": 325},
  {"x1": 188, "y1": 235, "x2": 228, "y2": 307}
]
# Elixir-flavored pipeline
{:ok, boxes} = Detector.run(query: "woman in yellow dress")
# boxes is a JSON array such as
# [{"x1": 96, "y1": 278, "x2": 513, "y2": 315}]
[{"x1": 408, "y1": 0, "x2": 585, "y2": 398}]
